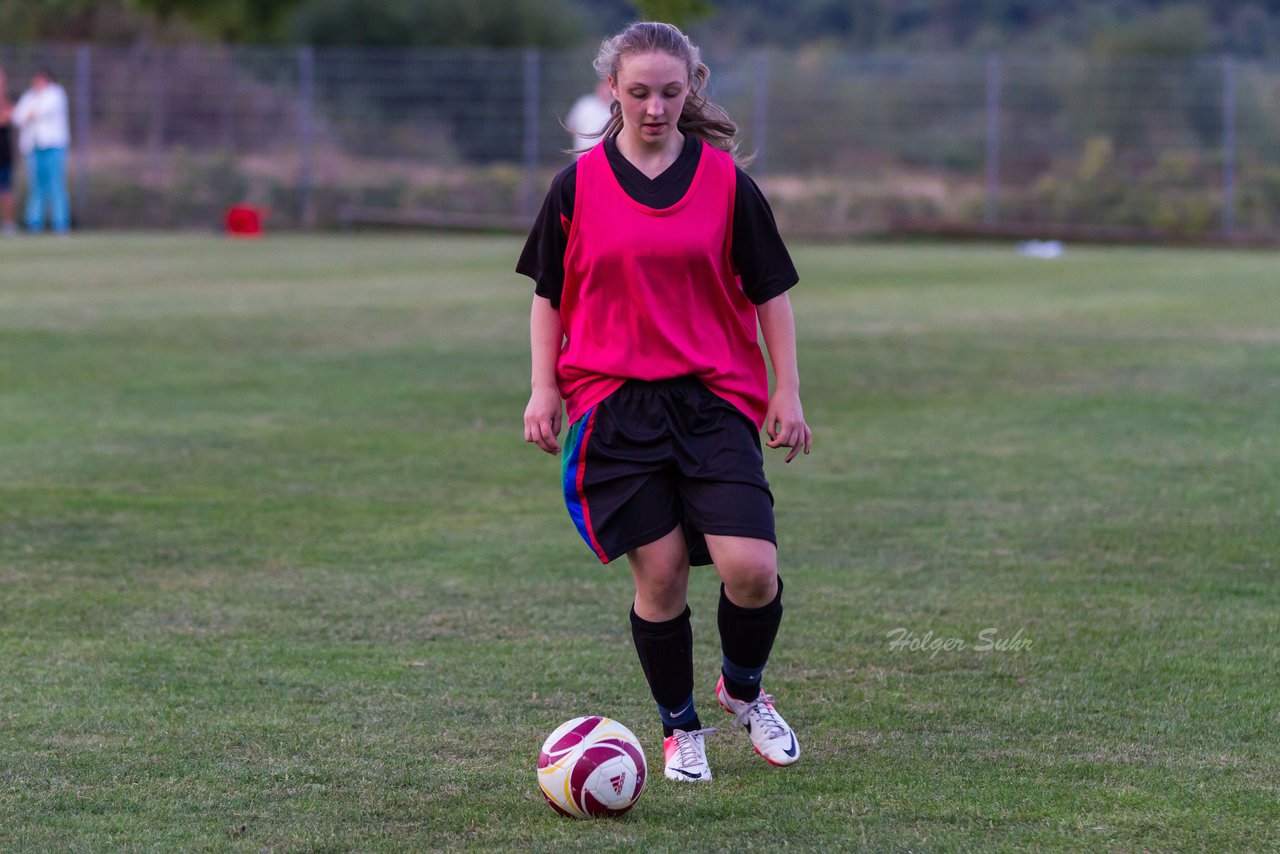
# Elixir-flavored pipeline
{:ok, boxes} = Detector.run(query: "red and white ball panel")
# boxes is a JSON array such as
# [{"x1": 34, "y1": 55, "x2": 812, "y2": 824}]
[{"x1": 537, "y1": 715, "x2": 647, "y2": 818}]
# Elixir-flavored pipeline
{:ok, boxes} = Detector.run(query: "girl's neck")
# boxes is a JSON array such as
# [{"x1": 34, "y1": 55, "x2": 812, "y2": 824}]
[{"x1": 615, "y1": 129, "x2": 685, "y2": 180}]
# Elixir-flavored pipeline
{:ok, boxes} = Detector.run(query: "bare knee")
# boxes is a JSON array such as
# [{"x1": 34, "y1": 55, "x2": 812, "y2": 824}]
[
  {"x1": 629, "y1": 526, "x2": 691, "y2": 621},
  {"x1": 723, "y1": 565, "x2": 778, "y2": 608},
  {"x1": 708, "y1": 536, "x2": 778, "y2": 608}
]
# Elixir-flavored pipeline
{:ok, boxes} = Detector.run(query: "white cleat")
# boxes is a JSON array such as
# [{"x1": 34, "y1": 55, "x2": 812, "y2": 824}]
[
  {"x1": 662, "y1": 727, "x2": 716, "y2": 782},
  {"x1": 716, "y1": 675, "x2": 800, "y2": 766}
]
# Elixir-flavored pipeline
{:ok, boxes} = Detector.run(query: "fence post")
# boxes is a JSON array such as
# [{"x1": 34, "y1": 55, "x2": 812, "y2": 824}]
[
  {"x1": 74, "y1": 44, "x2": 91, "y2": 226},
  {"x1": 521, "y1": 48, "x2": 542, "y2": 221},
  {"x1": 147, "y1": 45, "x2": 166, "y2": 172},
  {"x1": 297, "y1": 46, "x2": 316, "y2": 228},
  {"x1": 984, "y1": 53, "x2": 1001, "y2": 227},
  {"x1": 752, "y1": 49, "x2": 769, "y2": 176},
  {"x1": 1221, "y1": 54, "x2": 1237, "y2": 238},
  {"x1": 222, "y1": 46, "x2": 236, "y2": 152}
]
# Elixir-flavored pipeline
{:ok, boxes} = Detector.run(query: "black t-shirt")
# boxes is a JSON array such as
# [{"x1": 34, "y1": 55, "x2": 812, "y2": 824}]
[{"x1": 516, "y1": 134, "x2": 798, "y2": 309}]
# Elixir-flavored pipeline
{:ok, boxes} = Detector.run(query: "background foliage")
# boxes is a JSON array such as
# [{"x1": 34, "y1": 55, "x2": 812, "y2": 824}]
[{"x1": 4, "y1": 0, "x2": 1280, "y2": 56}]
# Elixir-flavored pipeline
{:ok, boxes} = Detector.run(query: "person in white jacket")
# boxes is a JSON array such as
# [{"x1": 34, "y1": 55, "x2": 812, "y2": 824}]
[
  {"x1": 13, "y1": 69, "x2": 71, "y2": 233},
  {"x1": 565, "y1": 78, "x2": 614, "y2": 156}
]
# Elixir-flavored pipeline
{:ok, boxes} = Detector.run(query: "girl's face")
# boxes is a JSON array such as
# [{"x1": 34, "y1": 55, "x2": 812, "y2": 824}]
[{"x1": 609, "y1": 51, "x2": 690, "y2": 150}]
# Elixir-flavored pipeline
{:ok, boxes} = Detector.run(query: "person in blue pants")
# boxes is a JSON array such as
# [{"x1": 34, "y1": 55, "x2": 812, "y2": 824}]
[{"x1": 13, "y1": 69, "x2": 71, "y2": 234}]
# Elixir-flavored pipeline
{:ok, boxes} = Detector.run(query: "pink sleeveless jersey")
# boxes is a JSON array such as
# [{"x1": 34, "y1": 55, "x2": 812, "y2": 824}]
[{"x1": 558, "y1": 139, "x2": 769, "y2": 428}]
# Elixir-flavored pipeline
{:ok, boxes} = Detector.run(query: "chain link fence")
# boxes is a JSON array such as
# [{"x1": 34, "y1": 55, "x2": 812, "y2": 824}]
[{"x1": 3, "y1": 43, "x2": 1279, "y2": 240}]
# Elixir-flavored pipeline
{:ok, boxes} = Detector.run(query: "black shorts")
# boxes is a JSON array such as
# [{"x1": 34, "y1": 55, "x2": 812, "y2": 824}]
[
  {"x1": 560, "y1": 376, "x2": 775, "y2": 566},
  {"x1": 0, "y1": 165, "x2": 11, "y2": 192}
]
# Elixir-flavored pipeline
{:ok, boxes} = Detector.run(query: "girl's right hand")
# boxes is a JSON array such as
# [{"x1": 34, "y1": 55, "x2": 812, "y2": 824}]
[{"x1": 523, "y1": 386, "x2": 563, "y2": 454}]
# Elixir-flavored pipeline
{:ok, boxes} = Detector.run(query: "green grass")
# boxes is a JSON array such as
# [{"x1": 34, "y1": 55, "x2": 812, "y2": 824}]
[{"x1": 1, "y1": 234, "x2": 1278, "y2": 852}]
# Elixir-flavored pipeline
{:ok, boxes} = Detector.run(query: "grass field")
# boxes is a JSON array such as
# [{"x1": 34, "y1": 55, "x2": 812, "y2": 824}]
[{"x1": 1, "y1": 234, "x2": 1278, "y2": 852}]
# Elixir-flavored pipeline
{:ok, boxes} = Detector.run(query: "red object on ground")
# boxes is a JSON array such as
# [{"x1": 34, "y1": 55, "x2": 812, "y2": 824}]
[{"x1": 224, "y1": 204, "x2": 265, "y2": 237}]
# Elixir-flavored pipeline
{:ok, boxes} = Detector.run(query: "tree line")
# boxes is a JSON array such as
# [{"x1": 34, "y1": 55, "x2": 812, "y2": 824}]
[{"x1": 3, "y1": 0, "x2": 1279, "y2": 57}]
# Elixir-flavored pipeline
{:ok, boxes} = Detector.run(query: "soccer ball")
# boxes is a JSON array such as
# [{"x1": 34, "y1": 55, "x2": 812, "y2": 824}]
[{"x1": 536, "y1": 715, "x2": 647, "y2": 818}]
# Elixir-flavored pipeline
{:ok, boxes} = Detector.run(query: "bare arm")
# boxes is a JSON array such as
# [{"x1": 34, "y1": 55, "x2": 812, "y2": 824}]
[
  {"x1": 757, "y1": 292, "x2": 812, "y2": 463},
  {"x1": 523, "y1": 295, "x2": 565, "y2": 454}
]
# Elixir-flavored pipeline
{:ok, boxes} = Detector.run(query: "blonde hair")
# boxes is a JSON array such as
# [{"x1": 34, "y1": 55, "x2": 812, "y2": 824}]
[{"x1": 586, "y1": 21, "x2": 747, "y2": 165}]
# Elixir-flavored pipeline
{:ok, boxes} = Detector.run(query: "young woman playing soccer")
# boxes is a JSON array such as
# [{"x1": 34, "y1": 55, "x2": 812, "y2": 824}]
[{"x1": 518, "y1": 21, "x2": 811, "y2": 783}]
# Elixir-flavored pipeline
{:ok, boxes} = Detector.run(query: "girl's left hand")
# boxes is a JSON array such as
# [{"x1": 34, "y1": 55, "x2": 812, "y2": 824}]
[{"x1": 763, "y1": 391, "x2": 812, "y2": 463}]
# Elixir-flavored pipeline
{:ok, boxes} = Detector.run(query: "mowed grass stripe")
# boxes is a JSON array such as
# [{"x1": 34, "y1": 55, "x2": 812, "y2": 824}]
[{"x1": 1, "y1": 234, "x2": 1277, "y2": 851}]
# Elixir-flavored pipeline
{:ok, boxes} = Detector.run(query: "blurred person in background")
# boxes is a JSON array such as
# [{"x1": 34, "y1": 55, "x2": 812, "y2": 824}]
[
  {"x1": 0, "y1": 67, "x2": 16, "y2": 235},
  {"x1": 13, "y1": 68, "x2": 71, "y2": 234},
  {"x1": 565, "y1": 78, "x2": 614, "y2": 156}
]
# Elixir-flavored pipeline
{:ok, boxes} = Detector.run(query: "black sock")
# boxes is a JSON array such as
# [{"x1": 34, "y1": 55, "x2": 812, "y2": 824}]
[
  {"x1": 718, "y1": 576, "x2": 784, "y2": 702},
  {"x1": 630, "y1": 605, "x2": 701, "y2": 738}
]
